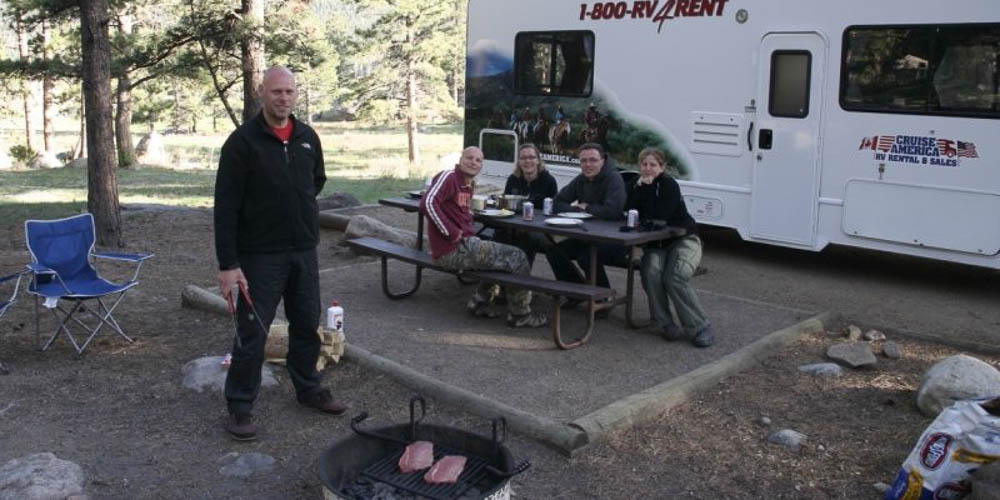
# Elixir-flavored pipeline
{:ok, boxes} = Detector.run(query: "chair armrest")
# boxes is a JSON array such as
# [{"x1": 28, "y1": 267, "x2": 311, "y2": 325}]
[
  {"x1": 93, "y1": 252, "x2": 155, "y2": 262},
  {"x1": 26, "y1": 262, "x2": 56, "y2": 275}
]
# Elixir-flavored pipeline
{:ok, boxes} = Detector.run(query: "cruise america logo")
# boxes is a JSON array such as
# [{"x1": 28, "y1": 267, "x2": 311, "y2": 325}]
[{"x1": 858, "y1": 134, "x2": 979, "y2": 167}]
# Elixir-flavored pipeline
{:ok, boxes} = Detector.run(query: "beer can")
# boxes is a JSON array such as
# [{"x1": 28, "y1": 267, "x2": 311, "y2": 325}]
[
  {"x1": 522, "y1": 201, "x2": 534, "y2": 221},
  {"x1": 543, "y1": 197, "x2": 553, "y2": 215},
  {"x1": 627, "y1": 209, "x2": 639, "y2": 228}
]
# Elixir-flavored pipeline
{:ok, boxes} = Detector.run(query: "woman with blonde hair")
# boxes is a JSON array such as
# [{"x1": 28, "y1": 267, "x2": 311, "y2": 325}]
[
  {"x1": 497, "y1": 143, "x2": 558, "y2": 265},
  {"x1": 626, "y1": 147, "x2": 713, "y2": 347}
]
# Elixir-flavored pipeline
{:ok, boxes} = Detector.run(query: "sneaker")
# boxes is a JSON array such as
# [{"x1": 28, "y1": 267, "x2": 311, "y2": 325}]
[
  {"x1": 661, "y1": 324, "x2": 683, "y2": 341},
  {"x1": 506, "y1": 311, "x2": 548, "y2": 328},
  {"x1": 466, "y1": 298, "x2": 498, "y2": 318},
  {"x1": 298, "y1": 389, "x2": 348, "y2": 415},
  {"x1": 692, "y1": 326, "x2": 715, "y2": 348},
  {"x1": 225, "y1": 413, "x2": 257, "y2": 441}
]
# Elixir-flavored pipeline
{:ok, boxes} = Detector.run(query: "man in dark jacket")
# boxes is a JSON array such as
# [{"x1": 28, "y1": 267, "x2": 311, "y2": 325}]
[
  {"x1": 545, "y1": 143, "x2": 626, "y2": 312},
  {"x1": 214, "y1": 66, "x2": 346, "y2": 442}
]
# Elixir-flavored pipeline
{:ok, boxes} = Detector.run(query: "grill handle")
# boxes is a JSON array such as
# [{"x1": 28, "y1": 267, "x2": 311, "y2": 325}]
[
  {"x1": 409, "y1": 396, "x2": 426, "y2": 441},
  {"x1": 486, "y1": 460, "x2": 531, "y2": 479},
  {"x1": 350, "y1": 412, "x2": 410, "y2": 446}
]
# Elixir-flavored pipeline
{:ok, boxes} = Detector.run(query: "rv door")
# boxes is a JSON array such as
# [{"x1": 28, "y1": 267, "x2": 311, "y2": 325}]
[{"x1": 751, "y1": 33, "x2": 826, "y2": 246}]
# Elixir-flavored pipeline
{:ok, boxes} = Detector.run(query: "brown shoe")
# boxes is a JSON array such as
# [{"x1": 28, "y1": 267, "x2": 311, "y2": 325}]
[
  {"x1": 225, "y1": 413, "x2": 256, "y2": 441},
  {"x1": 299, "y1": 389, "x2": 347, "y2": 415}
]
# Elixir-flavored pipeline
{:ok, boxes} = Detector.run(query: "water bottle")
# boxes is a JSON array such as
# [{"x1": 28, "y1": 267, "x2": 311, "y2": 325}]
[{"x1": 326, "y1": 300, "x2": 344, "y2": 332}]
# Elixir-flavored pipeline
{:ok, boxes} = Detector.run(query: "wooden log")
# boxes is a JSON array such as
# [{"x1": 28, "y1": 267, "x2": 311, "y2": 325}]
[
  {"x1": 319, "y1": 211, "x2": 352, "y2": 231},
  {"x1": 180, "y1": 284, "x2": 229, "y2": 317}
]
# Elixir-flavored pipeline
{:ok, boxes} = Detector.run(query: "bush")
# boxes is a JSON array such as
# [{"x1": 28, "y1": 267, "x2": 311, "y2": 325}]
[{"x1": 9, "y1": 144, "x2": 36, "y2": 164}]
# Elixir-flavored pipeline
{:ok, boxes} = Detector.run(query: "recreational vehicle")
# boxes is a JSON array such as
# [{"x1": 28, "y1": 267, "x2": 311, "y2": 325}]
[{"x1": 464, "y1": 0, "x2": 1000, "y2": 269}]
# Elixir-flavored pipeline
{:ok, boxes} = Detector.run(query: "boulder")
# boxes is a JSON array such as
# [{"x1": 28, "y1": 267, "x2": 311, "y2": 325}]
[
  {"x1": 767, "y1": 429, "x2": 807, "y2": 451},
  {"x1": 882, "y1": 341, "x2": 903, "y2": 359},
  {"x1": 181, "y1": 356, "x2": 277, "y2": 393},
  {"x1": 317, "y1": 193, "x2": 361, "y2": 211},
  {"x1": 826, "y1": 342, "x2": 877, "y2": 368},
  {"x1": 218, "y1": 452, "x2": 275, "y2": 478},
  {"x1": 798, "y1": 363, "x2": 844, "y2": 378},
  {"x1": 970, "y1": 461, "x2": 1000, "y2": 500},
  {"x1": 29, "y1": 151, "x2": 61, "y2": 169},
  {"x1": 345, "y1": 214, "x2": 420, "y2": 249},
  {"x1": 843, "y1": 325, "x2": 863, "y2": 341},
  {"x1": 136, "y1": 132, "x2": 167, "y2": 165},
  {"x1": 67, "y1": 157, "x2": 87, "y2": 169},
  {"x1": 0, "y1": 452, "x2": 85, "y2": 500},
  {"x1": 916, "y1": 354, "x2": 1000, "y2": 417}
]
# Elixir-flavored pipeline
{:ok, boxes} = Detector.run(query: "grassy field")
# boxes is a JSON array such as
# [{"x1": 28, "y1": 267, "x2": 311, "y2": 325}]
[{"x1": 0, "y1": 121, "x2": 463, "y2": 222}]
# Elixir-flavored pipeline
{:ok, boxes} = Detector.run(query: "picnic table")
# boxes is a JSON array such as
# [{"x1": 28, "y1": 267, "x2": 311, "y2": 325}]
[{"x1": 348, "y1": 195, "x2": 686, "y2": 349}]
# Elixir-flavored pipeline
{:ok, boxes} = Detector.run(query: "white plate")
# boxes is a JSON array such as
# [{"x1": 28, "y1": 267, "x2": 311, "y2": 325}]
[
  {"x1": 479, "y1": 209, "x2": 514, "y2": 217},
  {"x1": 557, "y1": 212, "x2": 593, "y2": 219},
  {"x1": 545, "y1": 217, "x2": 584, "y2": 226},
  {"x1": 407, "y1": 190, "x2": 424, "y2": 198}
]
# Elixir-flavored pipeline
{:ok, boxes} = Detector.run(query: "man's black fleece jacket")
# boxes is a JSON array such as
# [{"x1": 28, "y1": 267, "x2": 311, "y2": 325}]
[{"x1": 214, "y1": 112, "x2": 326, "y2": 271}]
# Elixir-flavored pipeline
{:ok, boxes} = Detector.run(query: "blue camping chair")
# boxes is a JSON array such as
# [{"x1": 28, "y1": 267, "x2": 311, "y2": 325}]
[
  {"x1": 24, "y1": 213, "x2": 153, "y2": 356},
  {"x1": 0, "y1": 269, "x2": 26, "y2": 374}
]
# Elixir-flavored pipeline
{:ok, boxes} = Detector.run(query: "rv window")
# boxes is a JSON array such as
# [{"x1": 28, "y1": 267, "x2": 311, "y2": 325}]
[
  {"x1": 769, "y1": 51, "x2": 812, "y2": 118},
  {"x1": 841, "y1": 24, "x2": 1000, "y2": 118},
  {"x1": 514, "y1": 31, "x2": 594, "y2": 96}
]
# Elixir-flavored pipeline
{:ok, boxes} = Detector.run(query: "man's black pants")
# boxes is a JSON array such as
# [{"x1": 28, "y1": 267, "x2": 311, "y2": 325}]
[{"x1": 225, "y1": 248, "x2": 322, "y2": 416}]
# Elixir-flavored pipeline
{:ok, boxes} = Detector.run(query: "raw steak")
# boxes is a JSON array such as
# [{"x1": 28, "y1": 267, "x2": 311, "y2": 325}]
[
  {"x1": 398, "y1": 441, "x2": 434, "y2": 473},
  {"x1": 423, "y1": 455, "x2": 467, "y2": 484}
]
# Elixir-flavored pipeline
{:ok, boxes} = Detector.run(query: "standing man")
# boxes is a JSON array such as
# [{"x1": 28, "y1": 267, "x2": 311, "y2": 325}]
[
  {"x1": 214, "y1": 66, "x2": 346, "y2": 442},
  {"x1": 421, "y1": 146, "x2": 548, "y2": 327},
  {"x1": 545, "y1": 143, "x2": 626, "y2": 311}
]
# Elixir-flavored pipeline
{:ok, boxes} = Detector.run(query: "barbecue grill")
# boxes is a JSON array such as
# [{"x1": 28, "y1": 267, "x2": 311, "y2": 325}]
[{"x1": 319, "y1": 397, "x2": 530, "y2": 500}]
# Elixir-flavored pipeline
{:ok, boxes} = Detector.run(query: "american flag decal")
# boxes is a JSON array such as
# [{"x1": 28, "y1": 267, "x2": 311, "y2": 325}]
[
  {"x1": 876, "y1": 135, "x2": 895, "y2": 152},
  {"x1": 937, "y1": 139, "x2": 957, "y2": 157},
  {"x1": 957, "y1": 141, "x2": 979, "y2": 158}
]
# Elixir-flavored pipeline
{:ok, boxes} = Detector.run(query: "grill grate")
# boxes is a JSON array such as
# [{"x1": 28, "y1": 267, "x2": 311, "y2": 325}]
[{"x1": 358, "y1": 444, "x2": 492, "y2": 500}]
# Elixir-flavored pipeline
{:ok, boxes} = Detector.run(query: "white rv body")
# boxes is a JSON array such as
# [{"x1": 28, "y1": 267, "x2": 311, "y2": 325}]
[{"x1": 463, "y1": 0, "x2": 1000, "y2": 269}]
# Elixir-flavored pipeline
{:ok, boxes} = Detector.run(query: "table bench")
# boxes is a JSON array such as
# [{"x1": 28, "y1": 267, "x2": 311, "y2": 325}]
[{"x1": 346, "y1": 236, "x2": 614, "y2": 349}]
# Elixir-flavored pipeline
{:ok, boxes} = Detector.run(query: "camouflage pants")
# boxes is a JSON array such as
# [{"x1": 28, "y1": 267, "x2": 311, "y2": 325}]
[{"x1": 436, "y1": 236, "x2": 533, "y2": 315}]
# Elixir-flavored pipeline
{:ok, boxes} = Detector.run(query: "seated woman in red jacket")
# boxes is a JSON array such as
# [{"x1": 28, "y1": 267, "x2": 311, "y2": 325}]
[{"x1": 626, "y1": 147, "x2": 713, "y2": 347}]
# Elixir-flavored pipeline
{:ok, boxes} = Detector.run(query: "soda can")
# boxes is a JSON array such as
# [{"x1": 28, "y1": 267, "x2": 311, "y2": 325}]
[
  {"x1": 627, "y1": 209, "x2": 639, "y2": 228},
  {"x1": 543, "y1": 197, "x2": 553, "y2": 215},
  {"x1": 522, "y1": 201, "x2": 534, "y2": 221}
]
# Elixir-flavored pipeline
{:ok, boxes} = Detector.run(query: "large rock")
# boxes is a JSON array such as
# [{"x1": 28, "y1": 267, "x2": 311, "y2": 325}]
[
  {"x1": 67, "y1": 157, "x2": 87, "y2": 169},
  {"x1": 136, "y1": 132, "x2": 167, "y2": 165},
  {"x1": 916, "y1": 354, "x2": 1000, "y2": 417},
  {"x1": 345, "y1": 214, "x2": 419, "y2": 249},
  {"x1": 218, "y1": 452, "x2": 275, "y2": 478},
  {"x1": 0, "y1": 452, "x2": 85, "y2": 500},
  {"x1": 181, "y1": 356, "x2": 277, "y2": 393},
  {"x1": 798, "y1": 363, "x2": 844, "y2": 378},
  {"x1": 767, "y1": 429, "x2": 807, "y2": 451},
  {"x1": 971, "y1": 461, "x2": 1000, "y2": 500},
  {"x1": 826, "y1": 342, "x2": 877, "y2": 368},
  {"x1": 317, "y1": 193, "x2": 361, "y2": 211},
  {"x1": 29, "y1": 151, "x2": 61, "y2": 169}
]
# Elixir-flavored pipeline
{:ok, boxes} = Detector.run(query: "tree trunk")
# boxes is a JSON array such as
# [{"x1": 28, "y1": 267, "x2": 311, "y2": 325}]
[
  {"x1": 303, "y1": 83, "x2": 312, "y2": 125},
  {"x1": 16, "y1": 11, "x2": 34, "y2": 153},
  {"x1": 115, "y1": 75, "x2": 136, "y2": 168},
  {"x1": 114, "y1": 11, "x2": 136, "y2": 168},
  {"x1": 74, "y1": 92, "x2": 87, "y2": 159},
  {"x1": 405, "y1": 23, "x2": 420, "y2": 167},
  {"x1": 240, "y1": 0, "x2": 264, "y2": 123},
  {"x1": 81, "y1": 0, "x2": 123, "y2": 247},
  {"x1": 42, "y1": 20, "x2": 54, "y2": 153}
]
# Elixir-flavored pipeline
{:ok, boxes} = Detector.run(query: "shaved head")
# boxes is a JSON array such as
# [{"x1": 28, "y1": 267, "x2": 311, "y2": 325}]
[{"x1": 258, "y1": 66, "x2": 297, "y2": 127}]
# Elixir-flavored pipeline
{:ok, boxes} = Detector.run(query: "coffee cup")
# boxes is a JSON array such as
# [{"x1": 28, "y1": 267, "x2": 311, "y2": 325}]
[{"x1": 471, "y1": 195, "x2": 487, "y2": 211}]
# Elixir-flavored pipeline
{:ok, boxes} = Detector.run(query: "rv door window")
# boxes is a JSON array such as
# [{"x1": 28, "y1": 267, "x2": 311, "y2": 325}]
[
  {"x1": 514, "y1": 31, "x2": 594, "y2": 96},
  {"x1": 769, "y1": 51, "x2": 812, "y2": 118},
  {"x1": 841, "y1": 24, "x2": 1000, "y2": 118}
]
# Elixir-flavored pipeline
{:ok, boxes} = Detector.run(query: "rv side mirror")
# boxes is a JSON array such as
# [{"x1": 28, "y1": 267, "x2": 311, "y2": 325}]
[{"x1": 758, "y1": 129, "x2": 773, "y2": 150}]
